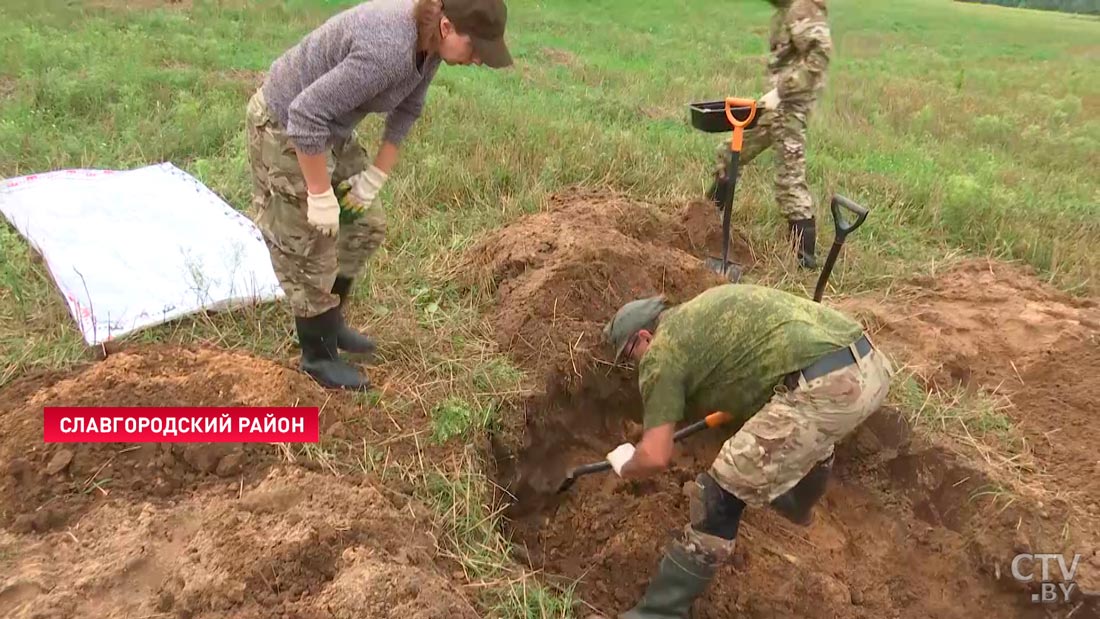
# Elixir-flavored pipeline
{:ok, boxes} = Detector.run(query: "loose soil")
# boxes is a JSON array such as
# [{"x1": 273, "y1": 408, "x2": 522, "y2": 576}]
[
  {"x1": 469, "y1": 192, "x2": 1100, "y2": 618},
  {"x1": 4, "y1": 188, "x2": 1099, "y2": 619},
  {"x1": 0, "y1": 345, "x2": 477, "y2": 619},
  {"x1": 0, "y1": 345, "x2": 345, "y2": 534},
  {"x1": 457, "y1": 188, "x2": 750, "y2": 387},
  {"x1": 0, "y1": 466, "x2": 476, "y2": 619},
  {"x1": 839, "y1": 260, "x2": 1100, "y2": 537}
]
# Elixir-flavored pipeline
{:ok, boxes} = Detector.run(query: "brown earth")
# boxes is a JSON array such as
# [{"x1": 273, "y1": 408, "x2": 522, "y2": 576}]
[
  {"x1": 468, "y1": 192, "x2": 1100, "y2": 618},
  {"x1": 839, "y1": 260, "x2": 1100, "y2": 532},
  {"x1": 0, "y1": 345, "x2": 480, "y2": 619},
  {"x1": 0, "y1": 345, "x2": 353, "y2": 534},
  {"x1": 3, "y1": 188, "x2": 1099, "y2": 619},
  {"x1": 0, "y1": 466, "x2": 476, "y2": 619},
  {"x1": 456, "y1": 188, "x2": 750, "y2": 389}
]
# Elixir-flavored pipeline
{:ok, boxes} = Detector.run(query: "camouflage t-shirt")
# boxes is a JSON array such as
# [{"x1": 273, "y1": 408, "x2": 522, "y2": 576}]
[{"x1": 637, "y1": 284, "x2": 863, "y2": 430}]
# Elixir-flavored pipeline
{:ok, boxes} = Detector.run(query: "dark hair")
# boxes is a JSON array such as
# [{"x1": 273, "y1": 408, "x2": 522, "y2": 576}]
[{"x1": 413, "y1": 0, "x2": 443, "y2": 51}]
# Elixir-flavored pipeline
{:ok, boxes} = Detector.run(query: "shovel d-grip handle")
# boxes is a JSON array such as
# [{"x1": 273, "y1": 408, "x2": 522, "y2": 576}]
[
  {"x1": 558, "y1": 412, "x2": 734, "y2": 491},
  {"x1": 724, "y1": 98, "x2": 758, "y2": 153},
  {"x1": 814, "y1": 194, "x2": 870, "y2": 303},
  {"x1": 830, "y1": 194, "x2": 869, "y2": 241}
]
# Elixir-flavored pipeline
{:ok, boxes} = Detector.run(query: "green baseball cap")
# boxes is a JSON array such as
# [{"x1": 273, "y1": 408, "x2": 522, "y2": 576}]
[
  {"x1": 603, "y1": 296, "x2": 667, "y2": 361},
  {"x1": 443, "y1": 0, "x2": 513, "y2": 68}
]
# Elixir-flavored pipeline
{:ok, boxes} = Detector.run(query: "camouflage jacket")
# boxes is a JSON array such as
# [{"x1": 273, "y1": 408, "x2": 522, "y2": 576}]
[
  {"x1": 637, "y1": 284, "x2": 864, "y2": 430},
  {"x1": 767, "y1": 0, "x2": 833, "y2": 101}
]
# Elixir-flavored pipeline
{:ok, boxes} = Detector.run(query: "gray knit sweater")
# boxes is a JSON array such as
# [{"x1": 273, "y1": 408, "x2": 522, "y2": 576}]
[{"x1": 262, "y1": 0, "x2": 442, "y2": 155}]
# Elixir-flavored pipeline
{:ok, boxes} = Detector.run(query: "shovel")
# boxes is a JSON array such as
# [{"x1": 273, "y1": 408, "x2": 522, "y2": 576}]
[
  {"x1": 813, "y1": 195, "x2": 869, "y2": 302},
  {"x1": 555, "y1": 412, "x2": 733, "y2": 493},
  {"x1": 689, "y1": 97, "x2": 759, "y2": 283}
]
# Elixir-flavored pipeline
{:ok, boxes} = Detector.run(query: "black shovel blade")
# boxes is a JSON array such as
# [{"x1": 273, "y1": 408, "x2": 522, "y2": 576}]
[
  {"x1": 556, "y1": 460, "x2": 613, "y2": 493},
  {"x1": 555, "y1": 474, "x2": 578, "y2": 494},
  {"x1": 704, "y1": 257, "x2": 743, "y2": 282}
]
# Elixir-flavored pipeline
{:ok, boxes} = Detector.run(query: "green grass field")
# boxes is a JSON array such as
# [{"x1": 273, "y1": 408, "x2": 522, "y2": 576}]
[{"x1": 0, "y1": 0, "x2": 1097, "y2": 615}]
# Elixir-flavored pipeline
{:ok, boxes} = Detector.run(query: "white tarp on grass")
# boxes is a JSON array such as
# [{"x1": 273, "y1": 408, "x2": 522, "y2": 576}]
[{"x1": 0, "y1": 162, "x2": 285, "y2": 346}]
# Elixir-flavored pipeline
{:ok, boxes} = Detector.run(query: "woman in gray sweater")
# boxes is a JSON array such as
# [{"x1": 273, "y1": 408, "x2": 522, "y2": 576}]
[{"x1": 246, "y1": 0, "x2": 512, "y2": 391}]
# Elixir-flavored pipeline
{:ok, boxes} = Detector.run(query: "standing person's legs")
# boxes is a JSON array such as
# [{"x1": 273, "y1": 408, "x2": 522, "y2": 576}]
[
  {"x1": 328, "y1": 134, "x2": 385, "y2": 356},
  {"x1": 332, "y1": 134, "x2": 388, "y2": 283},
  {"x1": 771, "y1": 99, "x2": 818, "y2": 269},
  {"x1": 246, "y1": 88, "x2": 369, "y2": 391},
  {"x1": 706, "y1": 105, "x2": 775, "y2": 207}
]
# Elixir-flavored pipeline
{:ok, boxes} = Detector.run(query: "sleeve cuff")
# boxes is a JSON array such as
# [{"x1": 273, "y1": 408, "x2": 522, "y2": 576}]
[{"x1": 382, "y1": 111, "x2": 418, "y2": 145}]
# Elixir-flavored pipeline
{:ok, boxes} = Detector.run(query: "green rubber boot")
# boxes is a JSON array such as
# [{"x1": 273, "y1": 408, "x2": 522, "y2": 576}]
[{"x1": 621, "y1": 542, "x2": 717, "y2": 619}]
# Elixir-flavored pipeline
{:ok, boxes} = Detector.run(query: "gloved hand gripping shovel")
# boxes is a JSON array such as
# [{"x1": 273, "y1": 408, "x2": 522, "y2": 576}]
[
  {"x1": 555, "y1": 412, "x2": 732, "y2": 493},
  {"x1": 690, "y1": 97, "x2": 759, "y2": 282}
]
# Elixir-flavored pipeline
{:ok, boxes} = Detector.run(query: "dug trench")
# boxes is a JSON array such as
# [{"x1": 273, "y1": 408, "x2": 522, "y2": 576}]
[{"x1": 462, "y1": 190, "x2": 1100, "y2": 618}]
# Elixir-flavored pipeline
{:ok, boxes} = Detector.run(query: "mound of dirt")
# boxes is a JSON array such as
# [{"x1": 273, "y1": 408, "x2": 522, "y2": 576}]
[
  {"x1": 469, "y1": 194, "x2": 1099, "y2": 617},
  {"x1": 837, "y1": 259, "x2": 1099, "y2": 391},
  {"x1": 839, "y1": 260, "x2": 1100, "y2": 534},
  {"x1": 0, "y1": 466, "x2": 477, "y2": 619},
  {"x1": 457, "y1": 189, "x2": 749, "y2": 386},
  {"x1": 0, "y1": 345, "x2": 351, "y2": 533}
]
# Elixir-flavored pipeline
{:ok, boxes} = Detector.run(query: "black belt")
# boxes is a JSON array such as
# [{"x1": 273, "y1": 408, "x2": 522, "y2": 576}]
[{"x1": 784, "y1": 334, "x2": 873, "y2": 389}]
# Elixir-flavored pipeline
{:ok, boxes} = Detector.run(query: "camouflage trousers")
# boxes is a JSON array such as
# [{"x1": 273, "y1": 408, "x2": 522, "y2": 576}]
[
  {"x1": 709, "y1": 338, "x2": 893, "y2": 508},
  {"x1": 246, "y1": 87, "x2": 386, "y2": 318},
  {"x1": 714, "y1": 98, "x2": 815, "y2": 222}
]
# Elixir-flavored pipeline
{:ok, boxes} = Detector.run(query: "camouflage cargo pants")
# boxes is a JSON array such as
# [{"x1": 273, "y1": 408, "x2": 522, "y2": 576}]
[
  {"x1": 246, "y1": 87, "x2": 386, "y2": 318},
  {"x1": 709, "y1": 339, "x2": 893, "y2": 507},
  {"x1": 714, "y1": 98, "x2": 815, "y2": 222}
]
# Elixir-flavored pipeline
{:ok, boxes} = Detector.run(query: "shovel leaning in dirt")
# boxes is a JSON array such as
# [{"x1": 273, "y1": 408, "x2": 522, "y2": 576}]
[
  {"x1": 552, "y1": 194, "x2": 871, "y2": 494},
  {"x1": 813, "y1": 194, "x2": 869, "y2": 302},
  {"x1": 689, "y1": 97, "x2": 760, "y2": 282}
]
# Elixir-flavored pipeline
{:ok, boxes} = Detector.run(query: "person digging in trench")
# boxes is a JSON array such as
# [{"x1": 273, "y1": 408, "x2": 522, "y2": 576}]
[
  {"x1": 246, "y1": 0, "x2": 512, "y2": 391},
  {"x1": 707, "y1": 0, "x2": 832, "y2": 270},
  {"x1": 594, "y1": 283, "x2": 893, "y2": 619}
]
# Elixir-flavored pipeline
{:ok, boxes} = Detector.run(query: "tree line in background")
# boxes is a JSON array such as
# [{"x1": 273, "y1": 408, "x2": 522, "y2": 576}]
[{"x1": 956, "y1": 0, "x2": 1100, "y2": 15}]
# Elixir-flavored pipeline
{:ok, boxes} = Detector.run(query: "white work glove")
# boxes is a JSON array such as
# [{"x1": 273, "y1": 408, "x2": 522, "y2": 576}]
[
  {"x1": 760, "y1": 88, "x2": 780, "y2": 110},
  {"x1": 306, "y1": 187, "x2": 340, "y2": 237},
  {"x1": 339, "y1": 165, "x2": 388, "y2": 215},
  {"x1": 606, "y1": 443, "x2": 636, "y2": 477}
]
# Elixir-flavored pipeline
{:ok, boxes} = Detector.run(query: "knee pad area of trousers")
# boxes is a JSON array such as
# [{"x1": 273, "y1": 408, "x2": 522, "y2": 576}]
[{"x1": 690, "y1": 472, "x2": 746, "y2": 541}]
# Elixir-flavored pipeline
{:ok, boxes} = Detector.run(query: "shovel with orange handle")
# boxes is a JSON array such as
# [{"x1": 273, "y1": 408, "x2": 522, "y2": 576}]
[
  {"x1": 689, "y1": 97, "x2": 759, "y2": 282},
  {"x1": 554, "y1": 411, "x2": 734, "y2": 493}
]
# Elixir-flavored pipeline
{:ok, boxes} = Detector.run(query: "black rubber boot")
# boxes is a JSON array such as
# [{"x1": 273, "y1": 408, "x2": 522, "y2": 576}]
[
  {"x1": 770, "y1": 455, "x2": 833, "y2": 526},
  {"x1": 330, "y1": 275, "x2": 377, "y2": 356},
  {"x1": 295, "y1": 307, "x2": 371, "y2": 391},
  {"x1": 621, "y1": 542, "x2": 717, "y2": 619},
  {"x1": 788, "y1": 218, "x2": 818, "y2": 270}
]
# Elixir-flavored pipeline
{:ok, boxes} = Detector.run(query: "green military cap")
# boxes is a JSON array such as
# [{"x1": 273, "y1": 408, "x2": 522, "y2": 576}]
[
  {"x1": 443, "y1": 0, "x2": 513, "y2": 68},
  {"x1": 603, "y1": 295, "x2": 667, "y2": 361}
]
